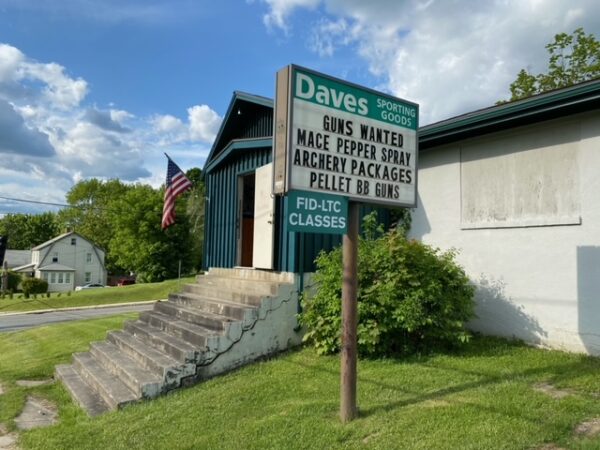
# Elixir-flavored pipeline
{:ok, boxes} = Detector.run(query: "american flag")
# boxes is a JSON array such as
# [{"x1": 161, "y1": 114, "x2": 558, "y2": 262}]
[{"x1": 162, "y1": 156, "x2": 193, "y2": 229}]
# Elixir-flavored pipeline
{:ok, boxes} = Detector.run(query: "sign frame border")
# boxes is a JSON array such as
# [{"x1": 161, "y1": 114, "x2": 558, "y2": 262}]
[{"x1": 273, "y1": 64, "x2": 419, "y2": 209}]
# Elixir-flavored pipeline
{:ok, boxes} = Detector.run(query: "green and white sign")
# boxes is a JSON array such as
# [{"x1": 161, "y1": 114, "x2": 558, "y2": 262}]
[
  {"x1": 287, "y1": 190, "x2": 348, "y2": 234},
  {"x1": 273, "y1": 65, "x2": 419, "y2": 208}
]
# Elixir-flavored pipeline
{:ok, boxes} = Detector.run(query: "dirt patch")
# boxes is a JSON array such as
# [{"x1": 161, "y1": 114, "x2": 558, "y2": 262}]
[
  {"x1": 0, "y1": 383, "x2": 4, "y2": 395},
  {"x1": 574, "y1": 418, "x2": 600, "y2": 437},
  {"x1": 533, "y1": 382, "x2": 573, "y2": 399},
  {"x1": 362, "y1": 432, "x2": 380, "y2": 444},
  {"x1": 0, "y1": 424, "x2": 8, "y2": 436},
  {"x1": 14, "y1": 396, "x2": 58, "y2": 431},
  {"x1": 15, "y1": 379, "x2": 53, "y2": 388}
]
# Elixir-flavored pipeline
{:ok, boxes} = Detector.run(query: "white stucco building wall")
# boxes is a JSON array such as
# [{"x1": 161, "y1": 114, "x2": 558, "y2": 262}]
[{"x1": 411, "y1": 109, "x2": 600, "y2": 355}]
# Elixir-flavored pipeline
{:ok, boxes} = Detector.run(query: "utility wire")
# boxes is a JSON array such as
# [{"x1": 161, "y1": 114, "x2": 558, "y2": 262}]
[{"x1": 0, "y1": 196, "x2": 72, "y2": 208}]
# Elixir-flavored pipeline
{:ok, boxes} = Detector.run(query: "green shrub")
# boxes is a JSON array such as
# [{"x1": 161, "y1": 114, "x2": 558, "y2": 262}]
[
  {"x1": 4, "y1": 271, "x2": 21, "y2": 292},
  {"x1": 300, "y1": 214, "x2": 475, "y2": 357},
  {"x1": 21, "y1": 277, "x2": 48, "y2": 295}
]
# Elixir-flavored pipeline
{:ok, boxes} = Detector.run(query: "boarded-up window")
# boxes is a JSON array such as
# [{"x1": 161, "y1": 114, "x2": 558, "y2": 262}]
[{"x1": 460, "y1": 120, "x2": 581, "y2": 229}]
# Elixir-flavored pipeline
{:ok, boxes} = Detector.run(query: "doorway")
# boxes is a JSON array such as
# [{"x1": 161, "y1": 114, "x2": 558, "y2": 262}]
[{"x1": 237, "y1": 173, "x2": 255, "y2": 267}]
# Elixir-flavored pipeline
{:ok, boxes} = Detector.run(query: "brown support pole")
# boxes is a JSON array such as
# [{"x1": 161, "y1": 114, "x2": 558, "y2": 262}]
[{"x1": 340, "y1": 201, "x2": 359, "y2": 423}]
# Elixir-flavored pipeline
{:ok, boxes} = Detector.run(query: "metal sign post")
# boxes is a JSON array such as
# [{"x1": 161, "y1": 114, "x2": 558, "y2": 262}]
[{"x1": 340, "y1": 202, "x2": 359, "y2": 422}]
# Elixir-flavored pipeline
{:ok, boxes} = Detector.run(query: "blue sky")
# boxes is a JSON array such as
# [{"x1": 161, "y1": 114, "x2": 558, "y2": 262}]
[{"x1": 1, "y1": 0, "x2": 599, "y2": 215}]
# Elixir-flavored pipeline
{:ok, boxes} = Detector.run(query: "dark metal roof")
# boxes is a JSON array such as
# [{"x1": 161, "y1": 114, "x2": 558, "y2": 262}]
[
  {"x1": 419, "y1": 78, "x2": 600, "y2": 149},
  {"x1": 204, "y1": 91, "x2": 274, "y2": 169}
]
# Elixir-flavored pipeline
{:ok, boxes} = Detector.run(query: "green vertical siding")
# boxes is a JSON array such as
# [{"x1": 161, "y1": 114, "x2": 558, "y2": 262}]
[{"x1": 203, "y1": 146, "x2": 271, "y2": 269}]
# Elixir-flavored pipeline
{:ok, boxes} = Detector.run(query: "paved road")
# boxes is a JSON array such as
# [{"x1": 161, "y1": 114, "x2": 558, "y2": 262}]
[{"x1": 0, "y1": 303, "x2": 155, "y2": 332}]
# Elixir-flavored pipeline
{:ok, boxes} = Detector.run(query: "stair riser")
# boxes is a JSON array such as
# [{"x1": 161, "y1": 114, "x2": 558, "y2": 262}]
[
  {"x1": 106, "y1": 332, "x2": 196, "y2": 389},
  {"x1": 140, "y1": 312, "x2": 209, "y2": 348},
  {"x1": 182, "y1": 284, "x2": 265, "y2": 306},
  {"x1": 124, "y1": 321, "x2": 196, "y2": 363},
  {"x1": 202, "y1": 277, "x2": 279, "y2": 296},
  {"x1": 204, "y1": 268, "x2": 295, "y2": 283},
  {"x1": 155, "y1": 302, "x2": 228, "y2": 331},
  {"x1": 90, "y1": 344, "x2": 162, "y2": 398},
  {"x1": 72, "y1": 354, "x2": 133, "y2": 410},
  {"x1": 55, "y1": 365, "x2": 110, "y2": 416},
  {"x1": 169, "y1": 294, "x2": 254, "y2": 321},
  {"x1": 106, "y1": 332, "x2": 167, "y2": 378}
]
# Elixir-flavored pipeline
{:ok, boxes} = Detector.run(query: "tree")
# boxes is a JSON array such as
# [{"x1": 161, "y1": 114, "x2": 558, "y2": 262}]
[
  {"x1": 58, "y1": 179, "x2": 130, "y2": 272},
  {"x1": 509, "y1": 28, "x2": 600, "y2": 101},
  {"x1": 109, "y1": 184, "x2": 193, "y2": 282},
  {"x1": 185, "y1": 168, "x2": 205, "y2": 271},
  {"x1": 0, "y1": 212, "x2": 60, "y2": 249}
]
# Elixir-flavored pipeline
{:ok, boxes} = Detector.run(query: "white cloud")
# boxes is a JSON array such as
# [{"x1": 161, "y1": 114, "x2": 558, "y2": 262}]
[
  {"x1": 0, "y1": 43, "x2": 215, "y2": 214},
  {"x1": 152, "y1": 114, "x2": 186, "y2": 134},
  {"x1": 260, "y1": 0, "x2": 321, "y2": 33},
  {"x1": 22, "y1": 61, "x2": 88, "y2": 110},
  {"x1": 308, "y1": 18, "x2": 350, "y2": 57},
  {"x1": 0, "y1": 43, "x2": 88, "y2": 109},
  {"x1": 259, "y1": 0, "x2": 600, "y2": 124},
  {"x1": 0, "y1": 99, "x2": 54, "y2": 156},
  {"x1": 187, "y1": 105, "x2": 222, "y2": 143},
  {"x1": 0, "y1": 44, "x2": 25, "y2": 83}
]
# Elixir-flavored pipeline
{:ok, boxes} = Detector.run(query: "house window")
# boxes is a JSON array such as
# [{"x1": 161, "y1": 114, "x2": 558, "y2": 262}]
[
  {"x1": 85, "y1": 272, "x2": 91, "y2": 283},
  {"x1": 50, "y1": 273, "x2": 56, "y2": 283},
  {"x1": 65, "y1": 273, "x2": 71, "y2": 284},
  {"x1": 86, "y1": 253, "x2": 92, "y2": 263},
  {"x1": 71, "y1": 238, "x2": 76, "y2": 245},
  {"x1": 58, "y1": 273, "x2": 64, "y2": 283},
  {"x1": 52, "y1": 252, "x2": 58, "y2": 263},
  {"x1": 43, "y1": 273, "x2": 48, "y2": 281}
]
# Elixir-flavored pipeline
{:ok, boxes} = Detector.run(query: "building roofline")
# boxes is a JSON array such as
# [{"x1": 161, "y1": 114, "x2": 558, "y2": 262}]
[
  {"x1": 419, "y1": 78, "x2": 600, "y2": 149},
  {"x1": 204, "y1": 92, "x2": 274, "y2": 168},
  {"x1": 32, "y1": 231, "x2": 76, "y2": 251}
]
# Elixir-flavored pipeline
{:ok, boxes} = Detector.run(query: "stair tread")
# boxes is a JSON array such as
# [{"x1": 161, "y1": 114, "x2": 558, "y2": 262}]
[
  {"x1": 56, "y1": 364, "x2": 111, "y2": 416},
  {"x1": 108, "y1": 330, "x2": 179, "y2": 369},
  {"x1": 181, "y1": 284, "x2": 266, "y2": 306},
  {"x1": 91, "y1": 341, "x2": 163, "y2": 386},
  {"x1": 73, "y1": 352, "x2": 138, "y2": 406},
  {"x1": 142, "y1": 310, "x2": 220, "y2": 336},
  {"x1": 157, "y1": 301, "x2": 238, "y2": 321},
  {"x1": 126, "y1": 320, "x2": 198, "y2": 353},
  {"x1": 172, "y1": 291, "x2": 259, "y2": 310}
]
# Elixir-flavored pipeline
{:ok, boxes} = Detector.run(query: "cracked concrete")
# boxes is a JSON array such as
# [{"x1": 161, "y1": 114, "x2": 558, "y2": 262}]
[
  {"x1": 14, "y1": 396, "x2": 57, "y2": 431},
  {"x1": 15, "y1": 379, "x2": 53, "y2": 388},
  {"x1": 0, "y1": 433, "x2": 18, "y2": 450},
  {"x1": 533, "y1": 382, "x2": 573, "y2": 399},
  {"x1": 0, "y1": 425, "x2": 18, "y2": 450}
]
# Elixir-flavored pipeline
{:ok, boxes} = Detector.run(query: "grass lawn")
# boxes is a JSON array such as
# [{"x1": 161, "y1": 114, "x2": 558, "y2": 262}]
[
  {"x1": 2, "y1": 319, "x2": 600, "y2": 449},
  {"x1": 0, "y1": 277, "x2": 195, "y2": 314}
]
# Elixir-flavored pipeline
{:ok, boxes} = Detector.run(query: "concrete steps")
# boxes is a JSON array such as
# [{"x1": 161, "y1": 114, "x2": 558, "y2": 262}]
[{"x1": 56, "y1": 268, "x2": 302, "y2": 416}]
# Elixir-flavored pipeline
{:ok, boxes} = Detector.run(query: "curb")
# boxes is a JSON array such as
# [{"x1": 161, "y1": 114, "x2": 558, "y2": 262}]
[{"x1": 0, "y1": 300, "x2": 164, "y2": 317}]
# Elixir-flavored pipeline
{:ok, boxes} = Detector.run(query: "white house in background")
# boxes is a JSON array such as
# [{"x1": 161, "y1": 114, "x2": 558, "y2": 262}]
[
  {"x1": 412, "y1": 79, "x2": 600, "y2": 356},
  {"x1": 13, "y1": 231, "x2": 107, "y2": 292}
]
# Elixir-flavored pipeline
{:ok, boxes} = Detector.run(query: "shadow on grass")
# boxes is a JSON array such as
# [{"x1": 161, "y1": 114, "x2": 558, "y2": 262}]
[{"x1": 285, "y1": 338, "x2": 599, "y2": 424}]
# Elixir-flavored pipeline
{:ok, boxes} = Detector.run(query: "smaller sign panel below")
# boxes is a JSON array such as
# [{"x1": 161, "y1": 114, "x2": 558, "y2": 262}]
[{"x1": 287, "y1": 190, "x2": 348, "y2": 235}]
